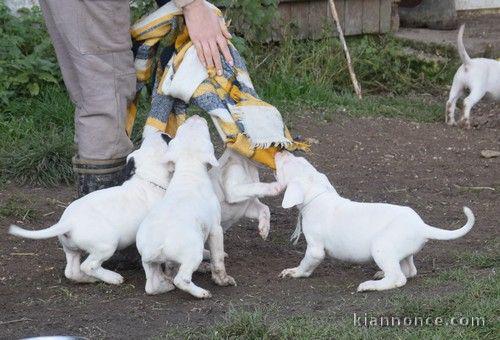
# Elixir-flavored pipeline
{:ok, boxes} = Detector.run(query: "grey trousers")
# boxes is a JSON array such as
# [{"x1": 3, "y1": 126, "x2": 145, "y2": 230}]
[{"x1": 40, "y1": 0, "x2": 135, "y2": 160}]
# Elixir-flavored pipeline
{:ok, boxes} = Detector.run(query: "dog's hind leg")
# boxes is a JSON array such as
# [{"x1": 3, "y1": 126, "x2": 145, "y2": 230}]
[
  {"x1": 460, "y1": 89, "x2": 485, "y2": 129},
  {"x1": 280, "y1": 241, "x2": 325, "y2": 278},
  {"x1": 80, "y1": 249, "x2": 124, "y2": 285},
  {"x1": 446, "y1": 81, "x2": 464, "y2": 126},
  {"x1": 400, "y1": 255, "x2": 417, "y2": 278},
  {"x1": 373, "y1": 255, "x2": 417, "y2": 279},
  {"x1": 63, "y1": 247, "x2": 97, "y2": 283},
  {"x1": 173, "y1": 254, "x2": 212, "y2": 299},
  {"x1": 357, "y1": 240, "x2": 407, "y2": 292},
  {"x1": 143, "y1": 261, "x2": 175, "y2": 295}
]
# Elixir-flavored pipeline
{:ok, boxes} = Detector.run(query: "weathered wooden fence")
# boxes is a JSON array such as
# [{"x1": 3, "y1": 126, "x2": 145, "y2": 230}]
[{"x1": 273, "y1": 0, "x2": 394, "y2": 40}]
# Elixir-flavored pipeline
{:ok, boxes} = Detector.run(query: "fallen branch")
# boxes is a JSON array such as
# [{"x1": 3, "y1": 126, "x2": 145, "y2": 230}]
[
  {"x1": 328, "y1": 0, "x2": 362, "y2": 99},
  {"x1": 0, "y1": 317, "x2": 32, "y2": 325},
  {"x1": 454, "y1": 184, "x2": 496, "y2": 192}
]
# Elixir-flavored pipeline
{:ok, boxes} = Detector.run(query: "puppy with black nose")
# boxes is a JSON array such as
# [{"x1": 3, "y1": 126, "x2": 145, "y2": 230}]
[
  {"x1": 137, "y1": 115, "x2": 235, "y2": 298},
  {"x1": 9, "y1": 132, "x2": 173, "y2": 285}
]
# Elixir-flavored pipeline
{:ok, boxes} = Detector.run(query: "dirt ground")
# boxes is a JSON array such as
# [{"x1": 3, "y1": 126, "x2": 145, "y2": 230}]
[{"x1": 0, "y1": 106, "x2": 498, "y2": 338}]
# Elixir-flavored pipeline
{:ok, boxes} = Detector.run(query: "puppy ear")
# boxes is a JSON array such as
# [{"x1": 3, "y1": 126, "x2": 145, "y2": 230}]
[{"x1": 282, "y1": 181, "x2": 304, "y2": 209}]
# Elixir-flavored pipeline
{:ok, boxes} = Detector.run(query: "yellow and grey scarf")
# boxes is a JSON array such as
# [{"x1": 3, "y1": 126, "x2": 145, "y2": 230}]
[{"x1": 127, "y1": 1, "x2": 307, "y2": 169}]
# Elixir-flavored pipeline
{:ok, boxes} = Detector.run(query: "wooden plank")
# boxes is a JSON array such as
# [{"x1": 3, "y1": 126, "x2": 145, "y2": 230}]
[
  {"x1": 379, "y1": 0, "x2": 391, "y2": 33},
  {"x1": 326, "y1": 0, "x2": 346, "y2": 36},
  {"x1": 308, "y1": 0, "x2": 328, "y2": 39},
  {"x1": 290, "y1": 1, "x2": 311, "y2": 39},
  {"x1": 362, "y1": 0, "x2": 380, "y2": 34},
  {"x1": 344, "y1": 0, "x2": 363, "y2": 35},
  {"x1": 276, "y1": 1, "x2": 292, "y2": 40},
  {"x1": 336, "y1": 0, "x2": 346, "y2": 30}
]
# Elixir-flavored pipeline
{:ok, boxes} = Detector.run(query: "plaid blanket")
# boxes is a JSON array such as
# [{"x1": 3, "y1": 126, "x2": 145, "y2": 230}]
[{"x1": 127, "y1": 1, "x2": 307, "y2": 169}]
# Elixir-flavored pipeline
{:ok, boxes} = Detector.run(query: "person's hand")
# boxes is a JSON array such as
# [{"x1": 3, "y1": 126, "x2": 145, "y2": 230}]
[{"x1": 183, "y1": 0, "x2": 233, "y2": 75}]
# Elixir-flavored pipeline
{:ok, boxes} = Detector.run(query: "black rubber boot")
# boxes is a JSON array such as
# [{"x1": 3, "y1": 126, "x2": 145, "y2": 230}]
[
  {"x1": 72, "y1": 155, "x2": 141, "y2": 270},
  {"x1": 72, "y1": 156, "x2": 127, "y2": 198}
]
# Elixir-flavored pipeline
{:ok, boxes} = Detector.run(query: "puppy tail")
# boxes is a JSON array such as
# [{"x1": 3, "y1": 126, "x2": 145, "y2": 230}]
[
  {"x1": 9, "y1": 222, "x2": 71, "y2": 240},
  {"x1": 457, "y1": 24, "x2": 471, "y2": 65},
  {"x1": 424, "y1": 207, "x2": 475, "y2": 241}
]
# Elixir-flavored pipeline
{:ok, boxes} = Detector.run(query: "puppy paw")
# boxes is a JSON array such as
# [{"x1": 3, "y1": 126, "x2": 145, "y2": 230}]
[
  {"x1": 104, "y1": 272, "x2": 124, "y2": 285},
  {"x1": 157, "y1": 277, "x2": 176, "y2": 293},
  {"x1": 258, "y1": 223, "x2": 270, "y2": 240},
  {"x1": 373, "y1": 271, "x2": 384, "y2": 279},
  {"x1": 458, "y1": 118, "x2": 471, "y2": 130},
  {"x1": 194, "y1": 289, "x2": 212, "y2": 299},
  {"x1": 145, "y1": 279, "x2": 175, "y2": 295},
  {"x1": 357, "y1": 281, "x2": 373, "y2": 292},
  {"x1": 212, "y1": 274, "x2": 236, "y2": 287},
  {"x1": 279, "y1": 267, "x2": 300, "y2": 278},
  {"x1": 446, "y1": 119, "x2": 457, "y2": 126}
]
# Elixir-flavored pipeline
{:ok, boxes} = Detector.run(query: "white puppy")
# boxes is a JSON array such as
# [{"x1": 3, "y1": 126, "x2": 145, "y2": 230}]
[
  {"x1": 136, "y1": 115, "x2": 235, "y2": 298},
  {"x1": 9, "y1": 132, "x2": 173, "y2": 285},
  {"x1": 446, "y1": 24, "x2": 500, "y2": 129},
  {"x1": 275, "y1": 151, "x2": 475, "y2": 292},
  {"x1": 210, "y1": 148, "x2": 284, "y2": 240}
]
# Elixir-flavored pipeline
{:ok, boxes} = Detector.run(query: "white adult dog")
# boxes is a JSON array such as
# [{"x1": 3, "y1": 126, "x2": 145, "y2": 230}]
[
  {"x1": 446, "y1": 24, "x2": 500, "y2": 129},
  {"x1": 9, "y1": 132, "x2": 173, "y2": 285},
  {"x1": 136, "y1": 115, "x2": 235, "y2": 298},
  {"x1": 210, "y1": 148, "x2": 284, "y2": 240},
  {"x1": 275, "y1": 151, "x2": 475, "y2": 292}
]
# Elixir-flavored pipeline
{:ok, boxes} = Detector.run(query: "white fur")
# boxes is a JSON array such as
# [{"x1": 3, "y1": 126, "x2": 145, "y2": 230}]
[
  {"x1": 275, "y1": 151, "x2": 475, "y2": 292},
  {"x1": 209, "y1": 148, "x2": 284, "y2": 240},
  {"x1": 446, "y1": 24, "x2": 500, "y2": 129},
  {"x1": 136, "y1": 115, "x2": 236, "y2": 298},
  {"x1": 9, "y1": 133, "x2": 173, "y2": 285}
]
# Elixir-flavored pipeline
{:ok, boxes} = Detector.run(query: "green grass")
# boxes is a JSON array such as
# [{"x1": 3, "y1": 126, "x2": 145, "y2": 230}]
[
  {"x1": 246, "y1": 34, "x2": 457, "y2": 103},
  {"x1": 0, "y1": 86, "x2": 74, "y2": 186},
  {"x1": 165, "y1": 263, "x2": 498, "y2": 339},
  {"x1": 0, "y1": 195, "x2": 40, "y2": 221},
  {"x1": 278, "y1": 92, "x2": 443, "y2": 125}
]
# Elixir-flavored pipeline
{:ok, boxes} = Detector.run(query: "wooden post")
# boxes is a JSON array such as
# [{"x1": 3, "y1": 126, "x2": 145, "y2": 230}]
[{"x1": 328, "y1": 0, "x2": 363, "y2": 99}]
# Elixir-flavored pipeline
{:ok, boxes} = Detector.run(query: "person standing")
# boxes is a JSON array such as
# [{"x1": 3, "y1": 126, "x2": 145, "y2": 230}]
[{"x1": 39, "y1": 0, "x2": 232, "y2": 196}]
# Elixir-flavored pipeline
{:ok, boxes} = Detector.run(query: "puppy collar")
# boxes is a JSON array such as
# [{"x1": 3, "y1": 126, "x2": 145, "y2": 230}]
[
  {"x1": 298, "y1": 189, "x2": 333, "y2": 213},
  {"x1": 291, "y1": 189, "x2": 333, "y2": 245},
  {"x1": 135, "y1": 174, "x2": 167, "y2": 191}
]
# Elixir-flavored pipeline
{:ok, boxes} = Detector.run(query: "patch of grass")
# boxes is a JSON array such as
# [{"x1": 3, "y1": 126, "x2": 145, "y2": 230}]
[
  {"x1": 246, "y1": 34, "x2": 458, "y2": 106},
  {"x1": 0, "y1": 195, "x2": 40, "y2": 221},
  {"x1": 457, "y1": 250, "x2": 499, "y2": 270},
  {"x1": 165, "y1": 267, "x2": 498, "y2": 339},
  {"x1": 280, "y1": 92, "x2": 443, "y2": 124},
  {"x1": 0, "y1": 86, "x2": 74, "y2": 186}
]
